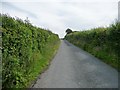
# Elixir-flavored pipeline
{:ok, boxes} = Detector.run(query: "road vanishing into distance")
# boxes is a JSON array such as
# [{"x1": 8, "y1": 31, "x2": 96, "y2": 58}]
[{"x1": 33, "y1": 40, "x2": 118, "y2": 88}]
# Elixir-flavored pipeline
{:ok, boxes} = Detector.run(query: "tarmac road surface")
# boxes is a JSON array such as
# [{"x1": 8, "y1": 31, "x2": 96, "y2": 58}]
[{"x1": 33, "y1": 40, "x2": 118, "y2": 88}]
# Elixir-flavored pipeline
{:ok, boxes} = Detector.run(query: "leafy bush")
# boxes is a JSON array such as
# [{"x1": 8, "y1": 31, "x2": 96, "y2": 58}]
[
  {"x1": 1, "y1": 14, "x2": 60, "y2": 88},
  {"x1": 65, "y1": 22, "x2": 120, "y2": 71}
]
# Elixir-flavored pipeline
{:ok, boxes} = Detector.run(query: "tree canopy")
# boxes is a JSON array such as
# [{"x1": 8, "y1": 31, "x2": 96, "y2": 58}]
[{"x1": 66, "y1": 28, "x2": 72, "y2": 34}]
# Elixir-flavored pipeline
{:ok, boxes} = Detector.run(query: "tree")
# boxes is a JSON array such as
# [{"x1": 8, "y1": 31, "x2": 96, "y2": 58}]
[
  {"x1": 66, "y1": 28, "x2": 72, "y2": 34},
  {"x1": 24, "y1": 17, "x2": 31, "y2": 25}
]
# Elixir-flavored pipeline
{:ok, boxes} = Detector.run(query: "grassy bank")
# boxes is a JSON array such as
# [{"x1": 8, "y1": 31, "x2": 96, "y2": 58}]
[
  {"x1": 1, "y1": 14, "x2": 60, "y2": 88},
  {"x1": 65, "y1": 22, "x2": 120, "y2": 71}
]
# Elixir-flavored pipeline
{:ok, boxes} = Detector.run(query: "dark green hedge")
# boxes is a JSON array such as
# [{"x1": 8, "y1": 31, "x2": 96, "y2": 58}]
[
  {"x1": 65, "y1": 22, "x2": 120, "y2": 71},
  {"x1": 1, "y1": 14, "x2": 60, "y2": 88}
]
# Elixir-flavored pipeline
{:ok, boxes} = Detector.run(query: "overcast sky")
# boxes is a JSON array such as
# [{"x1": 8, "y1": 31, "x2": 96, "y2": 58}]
[{"x1": 1, "y1": 0, "x2": 119, "y2": 38}]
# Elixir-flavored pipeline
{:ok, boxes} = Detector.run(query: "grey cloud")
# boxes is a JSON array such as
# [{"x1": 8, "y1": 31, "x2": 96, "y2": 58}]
[
  {"x1": 2, "y1": 2, "x2": 38, "y2": 19},
  {"x1": 1, "y1": 1, "x2": 118, "y2": 38}
]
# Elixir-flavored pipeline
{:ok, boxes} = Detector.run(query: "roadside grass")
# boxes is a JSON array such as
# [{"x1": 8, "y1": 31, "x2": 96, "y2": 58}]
[
  {"x1": 88, "y1": 47, "x2": 118, "y2": 69},
  {"x1": 26, "y1": 41, "x2": 60, "y2": 87},
  {"x1": 1, "y1": 14, "x2": 60, "y2": 88},
  {"x1": 65, "y1": 21, "x2": 119, "y2": 71}
]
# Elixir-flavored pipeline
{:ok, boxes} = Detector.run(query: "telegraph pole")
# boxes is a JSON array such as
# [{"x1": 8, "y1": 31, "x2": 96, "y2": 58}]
[{"x1": 118, "y1": 1, "x2": 120, "y2": 22}]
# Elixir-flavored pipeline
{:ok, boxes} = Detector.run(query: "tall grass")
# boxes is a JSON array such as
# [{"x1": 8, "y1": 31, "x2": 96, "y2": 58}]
[
  {"x1": 1, "y1": 14, "x2": 60, "y2": 88},
  {"x1": 65, "y1": 21, "x2": 120, "y2": 71}
]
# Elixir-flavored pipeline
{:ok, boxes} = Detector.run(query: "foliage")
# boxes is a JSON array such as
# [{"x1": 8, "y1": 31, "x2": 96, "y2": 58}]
[
  {"x1": 1, "y1": 14, "x2": 60, "y2": 88},
  {"x1": 65, "y1": 22, "x2": 120, "y2": 71},
  {"x1": 65, "y1": 28, "x2": 73, "y2": 34}
]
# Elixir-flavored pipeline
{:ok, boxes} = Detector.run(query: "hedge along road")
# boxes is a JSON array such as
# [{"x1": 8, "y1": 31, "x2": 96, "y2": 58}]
[{"x1": 33, "y1": 40, "x2": 118, "y2": 88}]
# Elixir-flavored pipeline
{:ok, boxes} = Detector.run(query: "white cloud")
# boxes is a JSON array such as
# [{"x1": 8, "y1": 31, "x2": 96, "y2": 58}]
[{"x1": 1, "y1": 0, "x2": 118, "y2": 38}]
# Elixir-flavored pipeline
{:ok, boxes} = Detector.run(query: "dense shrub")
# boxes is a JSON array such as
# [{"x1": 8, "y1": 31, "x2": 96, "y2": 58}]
[
  {"x1": 1, "y1": 14, "x2": 60, "y2": 88},
  {"x1": 65, "y1": 22, "x2": 120, "y2": 71}
]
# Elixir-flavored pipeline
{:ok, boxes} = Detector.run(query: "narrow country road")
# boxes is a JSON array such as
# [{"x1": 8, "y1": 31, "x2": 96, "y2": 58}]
[{"x1": 33, "y1": 40, "x2": 118, "y2": 88}]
